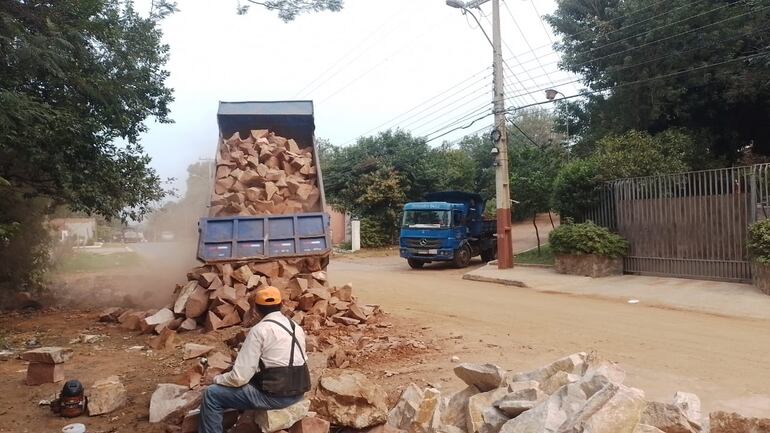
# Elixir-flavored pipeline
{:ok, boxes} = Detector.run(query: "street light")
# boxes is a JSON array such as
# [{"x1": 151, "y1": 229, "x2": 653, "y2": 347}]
[
  {"x1": 545, "y1": 89, "x2": 570, "y2": 143},
  {"x1": 446, "y1": 0, "x2": 514, "y2": 269}
]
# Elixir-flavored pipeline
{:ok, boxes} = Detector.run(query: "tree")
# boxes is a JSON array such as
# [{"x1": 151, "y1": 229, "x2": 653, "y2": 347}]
[
  {"x1": 236, "y1": 0, "x2": 343, "y2": 21},
  {"x1": 546, "y1": 0, "x2": 770, "y2": 159},
  {"x1": 0, "y1": 0, "x2": 174, "y2": 291},
  {"x1": 144, "y1": 161, "x2": 213, "y2": 240}
]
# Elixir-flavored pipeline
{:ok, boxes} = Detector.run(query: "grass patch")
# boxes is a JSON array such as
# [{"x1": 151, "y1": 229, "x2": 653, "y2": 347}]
[
  {"x1": 515, "y1": 244, "x2": 554, "y2": 265},
  {"x1": 55, "y1": 252, "x2": 145, "y2": 273}
]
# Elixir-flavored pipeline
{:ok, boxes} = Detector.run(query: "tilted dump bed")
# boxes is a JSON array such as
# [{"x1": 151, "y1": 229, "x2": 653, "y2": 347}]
[{"x1": 197, "y1": 101, "x2": 330, "y2": 262}]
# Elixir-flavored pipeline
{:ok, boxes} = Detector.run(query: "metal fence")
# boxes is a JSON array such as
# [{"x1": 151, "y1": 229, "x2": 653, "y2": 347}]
[{"x1": 584, "y1": 164, "x2": 770, "y2": 282}]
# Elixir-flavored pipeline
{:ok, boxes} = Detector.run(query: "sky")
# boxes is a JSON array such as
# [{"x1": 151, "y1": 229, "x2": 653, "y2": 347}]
[{"x1": 135, "y1": 0, "x2": 580, "y2": 192}]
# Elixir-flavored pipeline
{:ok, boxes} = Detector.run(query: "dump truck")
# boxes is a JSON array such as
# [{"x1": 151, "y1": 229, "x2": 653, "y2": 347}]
[
  {"x1": 399, "y1": 191, "x2": 496, "y2": 268},
  {"x1": 196, "y1": 101, "x2": 331, "y2": 263}
]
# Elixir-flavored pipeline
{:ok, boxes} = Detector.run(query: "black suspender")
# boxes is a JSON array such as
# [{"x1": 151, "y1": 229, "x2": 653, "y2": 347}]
[{"x1": 262, "y1": 319, "x2": 306, "y2": 366}]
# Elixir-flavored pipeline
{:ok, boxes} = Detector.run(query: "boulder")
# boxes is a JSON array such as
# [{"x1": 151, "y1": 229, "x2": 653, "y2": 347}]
[
  {"x1": 558, "y1": 383, "x2": 646, "y2": 433},
  {"x1": 22, "y1": 347, "x2": 73, "y2": 364},
  {"x1": 149, "y1": 384, "x2": 202, "y2": 423},
  {"x1": 510, "y1": 353, "x2": 587, "y2": 384},
  {"x1": 174, "y1": 282, "x2": 198, "y2": 314},
  {"x1": 179, "y1": 318, "x2": 198, "y2": 332},
  {"x1": 410, "y1": 387, "x2": 443, "y2": 433},
  {"x1": 499, "y1": 382, "x2": 587, "y2": 433},
  {"x1": 494, "y1": 384, "x2": 545, "y2": 417},
  {"x1": 634, "y1": 426, "x2": 665, "y2": 433},
  {"x1": 580, "y1": 360, "x2": 626, "y2": 398},
  {"x1": 441, "y1": 385, "x2": 480, "y2": 430},
  {"x1": 639, "y1": 402, "x2": 699, "y2": 433},
  {"x1": 495, "y1": 400, "x2": 536, "y2": 418},
  {"x1": 389, "y1": 383, "x2": 425, "y2": 430},
  {"x1": 480, "y1": 407, "x2": 510, "y2": 433},
  {"x1": 289, "y1": 416, "x2": 331, "y2": 433},
  {"x1": 183, "y1": 343, "x2": 214, "y2": 360},
  {"x1": 454, "y1": 363, "x2": 506, "y2": 392},
  {"x1": 86, "y1": 376, "x2": 127, "y2": 416},
  {"x1": 315, "y1": 371, "x2": 389, "y2": 428},
  {"x1": 467, "y1": 387, "x2": 509, "y2": 433},
  {"x1": 709, "y1": 411, "x2": 770, "y2": 433},
  {"x1": 672, "y1": 392, "x2": 701, "y2": 428},
  {"x1": 184, "y1": 286, "x2": 210, "y2": 319},
  {"x1": 254, "y1": 399, "x2": 310, "y2": 433},
  {"x1": 148, "y1": 327, "x2": 176, "y2": 350}
]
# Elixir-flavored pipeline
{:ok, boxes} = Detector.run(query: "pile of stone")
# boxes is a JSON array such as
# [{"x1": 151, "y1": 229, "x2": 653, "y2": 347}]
[
  {"x1": 22, "y1": 346, "x2": 71, "y2": 386},
  {"x1": 385, "y1": 352, "x2": 769, "y2": 433},
  {"x1": 211, "y1": 130, "x2": 321, "y2": 217}
]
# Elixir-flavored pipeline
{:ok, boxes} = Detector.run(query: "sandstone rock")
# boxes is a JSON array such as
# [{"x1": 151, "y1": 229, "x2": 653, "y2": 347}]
[
  {"x1": 480, "y1": 407, "x2": 510, "y2": 433},
  {"x1": 176, "y1": 365, "x2": 203, "y2": 389},
  {"x1": 87, "y1": 376, "x2": 127, "y2": 415},
  {"x1": 454, "y1": 363, "x2": 506, "y2": 392},
  {"x1": 289, "y1": 416, "x2": 331, "y2": 433},
  {"x1": 639, "y1": 402, "x2": 699, "y2": 433},
  {"x1": 494, "y1": 384, "x2": 545, "y2": 417},
  {"x1": 441, "y1": 385, "x2": 480, "y2": 430},
  {"x1": 148, "y1": 327, "x2": 176, "y2": 350},
  {"x1": 198, "y1": 272, "x2": 220, "y2": 289},
  {"x1": 499, "y1": 383, "x2": 587, "y2": 433},
  {"x1": 232, "y1": 265, "x2": 254, "y2": 284},
  {"x1": 22, "y1": 347, "x2": 73, "y2": 364},
  {"x1": 26, "y1": 362, "x2": 64, "y2": 385},
  {"x1": 149, "y1": 384, "x2": 202, "y2": 423},
  {"x1": 467, "y1": 387, "x2": 508, "y2": 433},
  {"x1": 709, "y1": 411, "x2": 770, "y2": 433},
  {"x1": 255, "y1": 399, "x2": 310, "y2": 433},
  {"x1": 99, "y1": 307, "x2": 124, "y2": 322},
  {"x1": 184, "y1": 286, "x2": 210, "y2": 319},
  {"x1": 541, "y1": 371, "x2": 580, "y2": 395},
  {"x1": 309, "y1": 287, "x2": 331, "y2": 301},
  {"x1": 580, "y1": 360, "x2": 626, "y2": 398},
  {"x1": 348, "y1": 303, "x2": 369, "y2": 322},
  {"x1": 174, "y1": 282, "x2": 198, "y2": 314},
  {"x1": 334, "y1": 316, "x2": 360, "y2": 326},
  {"x1": 145, "y1": 308, "x2": 175, "y2": 326},
  {"x1": 315, "y1": 371, "x2": 389, "y2": 428},
  {"x1": 388, "y1": 383, "x2": 425, "y2": 430},
  {"x1": 558, "y1": 383, "x2": 646, "y2": 433},
  {"x1": 496, "y1": 400, "x2": 536, "y2": 418},
  {"x1": 510, "y1": 353, "x2": 587, "y2": 384},
  {"x1": 252, "y1": 261, "x2": 280, "y2": 277},
  {"x1": 407, "y1": 387, "x2": 443, "y2": 433},
  {"x1": 337, "y1": 283, "x2": 353, "y2": 302},
  {"x1": 672, "y1": 392, "x2": 701, "y2": 428},
  {"x1": 207, "y1": 351, "x2": 232, "y2": 371},
  {"x1": 179, "y1": 318, "x2": 198, "y2": 332},
  {"x1": 182, "y1": 408, "x2": 239, "y2": 433},
  {"x1": 183, "y1": 343, "x2": 214, "y2": 360}
]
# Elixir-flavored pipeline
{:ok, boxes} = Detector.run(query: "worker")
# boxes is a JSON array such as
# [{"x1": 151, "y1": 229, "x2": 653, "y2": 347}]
[{"x1": 199, "y1": 286, "x2": 310, "y2": 433}]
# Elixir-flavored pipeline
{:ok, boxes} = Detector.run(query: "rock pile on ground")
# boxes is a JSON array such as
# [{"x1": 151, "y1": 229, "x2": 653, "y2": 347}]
[{"x1": 384, "y1": 352, "x2": 767, "y2": 433}]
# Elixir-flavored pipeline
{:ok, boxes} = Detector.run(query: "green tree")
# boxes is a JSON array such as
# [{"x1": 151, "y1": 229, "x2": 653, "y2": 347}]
[
  {"x1": 237, "y1": 0, "x2": 343, "y2": 21},
  {"x1": 546, "y1": 0, "x2": 770, "y2": 158},
  {"x1": 0, "y1": 0, "x2": 174, "y2": 291}
]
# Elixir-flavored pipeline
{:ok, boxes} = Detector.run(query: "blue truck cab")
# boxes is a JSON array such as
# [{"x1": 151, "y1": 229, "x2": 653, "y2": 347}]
[{"x1": 399, "y1": 191, "x2": 497, "y2": 269}]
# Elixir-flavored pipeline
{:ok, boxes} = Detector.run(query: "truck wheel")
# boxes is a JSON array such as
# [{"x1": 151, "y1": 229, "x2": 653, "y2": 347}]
[
  {"x1": 407, "y1": 259, "x2": 425, "y2": 269},
  {"x1": 453, "y1": 245, "x2": 472, "y2": 268},
  {"x1": 481, "y1": 247, "x2": 496, "y2": 263}
]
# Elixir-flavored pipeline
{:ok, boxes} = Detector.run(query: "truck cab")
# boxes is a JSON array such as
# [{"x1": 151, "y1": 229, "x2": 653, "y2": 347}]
[{"x1": 399, "y1": 191, "x2": 496, "y2": 269}]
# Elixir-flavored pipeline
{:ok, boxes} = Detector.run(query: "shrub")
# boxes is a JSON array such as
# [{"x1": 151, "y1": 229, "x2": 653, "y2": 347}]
[
  {"x1": 748, "y1": 219, "x2": 770, "y2": 265},
  {"x1": 548, "y1": 221, "x2": 628, "y2": 258},
  {"x1": 551, "y1": 158, "x2": 603, "y2": 219},
  {"x1": 359, "y1": 217, "x2": 390, "y2": 248}
]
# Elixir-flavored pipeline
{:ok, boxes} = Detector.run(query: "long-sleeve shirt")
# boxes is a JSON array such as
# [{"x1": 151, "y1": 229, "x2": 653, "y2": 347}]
[{"x1": 214, "y1": 311, "x2": 307, "y2": 388}]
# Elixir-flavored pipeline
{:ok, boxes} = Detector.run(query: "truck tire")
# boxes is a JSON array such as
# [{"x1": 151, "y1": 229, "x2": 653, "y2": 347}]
[
  {"x1": 481, "y1": 247, "x2": 496, "y2": 263},
  {"x1": 407, "y1": 259, "x2": 425, "y2": 269},
  {"x1": 453, "y1": 244, "x2": 472, "y2": 268}
]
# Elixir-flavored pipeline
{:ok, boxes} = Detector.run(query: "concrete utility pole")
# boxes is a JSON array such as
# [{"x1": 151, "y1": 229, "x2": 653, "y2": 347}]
[{"x1": 446, "y1": 0, "x2": 513, "y2": 269}]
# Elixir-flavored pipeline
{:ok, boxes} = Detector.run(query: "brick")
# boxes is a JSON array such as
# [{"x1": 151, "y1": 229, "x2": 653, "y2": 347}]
[{"x1": 26, "y1": 362, "x2": 64, "y2": 385}]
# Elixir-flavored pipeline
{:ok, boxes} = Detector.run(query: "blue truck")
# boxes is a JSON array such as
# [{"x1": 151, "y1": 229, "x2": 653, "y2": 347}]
[{"x1": 399, "y1": 191, "x2": 497, "y2": 269}]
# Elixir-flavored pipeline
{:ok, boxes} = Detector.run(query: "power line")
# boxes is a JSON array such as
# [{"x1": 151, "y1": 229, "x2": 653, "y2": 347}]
[
  {"x1": 501, "y1": 0, "x2": 553, "y2": 82},
  {"x1": 528, "y1": 0, "x2": 554, "y2": 44},
  {"x1": 508, "y1": 118, "x2": 541, "y2": 148}
]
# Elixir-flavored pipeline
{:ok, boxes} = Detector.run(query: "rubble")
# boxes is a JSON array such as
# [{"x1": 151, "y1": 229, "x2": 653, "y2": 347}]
[
  {"x1": 639, "y1": 402, "x2": 699, "y2": 433},
  {"x1": 709, "y1": 411, "x2": 770, "y2": 433},
  {"x1": 313, "y1": 371, "x2": 389, "y2": 428},
  {"x1": 86, "y1": 376, "x2": 127, "y2": 416}
]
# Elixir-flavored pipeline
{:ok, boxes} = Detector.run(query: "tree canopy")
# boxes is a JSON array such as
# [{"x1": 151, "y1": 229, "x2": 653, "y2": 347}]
[
  {"x1": 237, "y1": 0, "x2": 343, "y2": 21},
  {"x1": 0, "y1": 0, "x2": 173, "y2": 222},
  {"x1": 547, "y1": 0, "x2": 770, "y2": 158}
]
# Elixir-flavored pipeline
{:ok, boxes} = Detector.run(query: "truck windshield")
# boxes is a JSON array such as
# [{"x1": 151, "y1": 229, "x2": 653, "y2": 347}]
[{"x1": 402, "y1": 210, "x2": 450, "y2": 228}]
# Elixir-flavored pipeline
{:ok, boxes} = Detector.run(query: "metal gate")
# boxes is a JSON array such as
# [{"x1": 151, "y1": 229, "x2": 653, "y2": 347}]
[{"x1": 585, "y1": 164, "x2": 770, "y2": 282}]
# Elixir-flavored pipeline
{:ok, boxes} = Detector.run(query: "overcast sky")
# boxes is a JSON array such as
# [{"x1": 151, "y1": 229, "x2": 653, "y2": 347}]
[{"x1": 136, "y1": 0, "x2": 580, "y2": 192}]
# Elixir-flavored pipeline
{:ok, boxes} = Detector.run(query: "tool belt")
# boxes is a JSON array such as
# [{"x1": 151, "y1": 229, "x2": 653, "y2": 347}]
[{"x1": 250, "y1": 319, "x2": 311, "y2": 397}]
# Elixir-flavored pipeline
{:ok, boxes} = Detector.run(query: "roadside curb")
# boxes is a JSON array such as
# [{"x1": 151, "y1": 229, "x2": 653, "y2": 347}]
[
  {"x1": 515, "y1": 263, "x2": 554, "y2": 269},
  {"x1": 462, "y1": 273, "x2": 528, "y2": 288}
]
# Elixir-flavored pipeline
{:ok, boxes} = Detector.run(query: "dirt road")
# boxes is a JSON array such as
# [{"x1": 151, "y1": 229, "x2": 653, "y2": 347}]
[{"x1": 331, "y1": 255, "x2": 770, "y2": 417}]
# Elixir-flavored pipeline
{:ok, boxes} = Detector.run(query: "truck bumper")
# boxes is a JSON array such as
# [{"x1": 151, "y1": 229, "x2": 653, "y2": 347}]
[{"x1": 399, "y1": 248, "x2": 454, "y2": 261}]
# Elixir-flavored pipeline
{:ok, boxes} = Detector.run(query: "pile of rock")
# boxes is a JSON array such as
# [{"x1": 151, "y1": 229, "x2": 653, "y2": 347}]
[
  {"x1": 386, "y1": 353, "x2": 714, "y2": 433},
  {"x1": 211, "y1": 130, "x2": 322, "y2": 217}
]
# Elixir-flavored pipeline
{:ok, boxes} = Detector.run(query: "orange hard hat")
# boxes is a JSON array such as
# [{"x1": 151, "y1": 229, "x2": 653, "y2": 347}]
[{"x1": 254, "y1": 286, "x2": 282, "y2": 306}]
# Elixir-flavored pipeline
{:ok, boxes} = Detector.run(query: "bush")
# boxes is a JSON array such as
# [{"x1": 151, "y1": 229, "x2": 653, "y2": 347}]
[
  {"x1": 548, "y1": 221, "x2": 629, "y2": 258},
  {"x1": 551, "y1": 159, "x2": 603, "y2": 219},
  {"x1": 748, "y1": 219, "x2": 770, "y2": 265},
  {"x1": 359, "y1": 218, "x2": 391, "y2": 248}
]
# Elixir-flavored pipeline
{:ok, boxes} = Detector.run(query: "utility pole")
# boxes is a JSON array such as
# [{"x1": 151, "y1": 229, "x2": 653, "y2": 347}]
[{"x1": 446, "y1": 0, "x2": 513, "y2": 269}]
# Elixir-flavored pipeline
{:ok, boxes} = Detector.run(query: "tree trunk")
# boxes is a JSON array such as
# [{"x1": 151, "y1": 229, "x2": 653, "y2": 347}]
[
  {"x1": 548, "y1": 211, "x2": 556, "y2": 228},
  {"x1": 533, "y1": 213, "x2": 541, "y2": 255}
]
